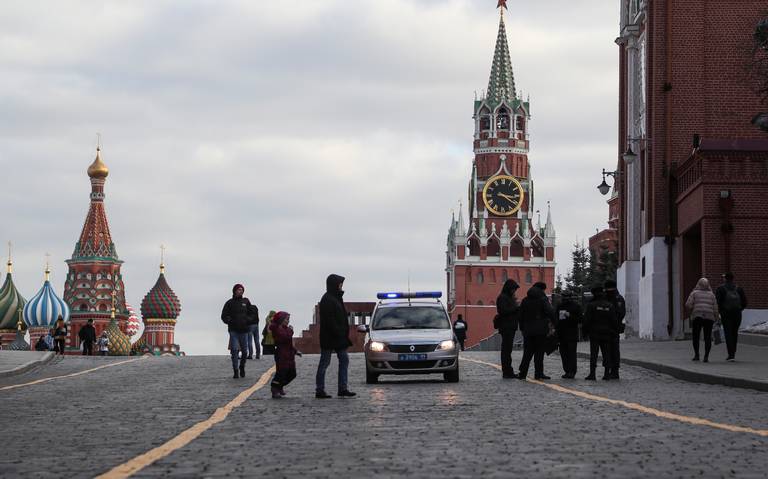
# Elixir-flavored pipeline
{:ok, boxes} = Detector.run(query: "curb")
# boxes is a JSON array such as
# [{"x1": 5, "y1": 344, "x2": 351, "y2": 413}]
[
  {"x1": 738, "y1": 333, "x2": 768, "y2": 348},
  {"x1": 0, "y1": 352, "x2": 56, "y2": 379},
  {"x1": 576, "y1": 350, "x2": 768, "y2": 392}
]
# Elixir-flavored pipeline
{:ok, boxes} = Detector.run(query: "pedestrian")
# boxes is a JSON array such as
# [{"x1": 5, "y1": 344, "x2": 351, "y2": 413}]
[
  {"x1": 34, "y1": 335, "x2": 49, "y2": 351},
  {"x1": 97, "y1": 331, "x2": 110, "y2": 356},
  {"x1": 261, "y1": 310, "x2": 276, "y2": 356},
  {"x1": 604, "y1": 279, "x2": 626, "y2": 379},
  {"x1": 517, "y1": 282, "x2": 555, "y2": 380},
  {"x1": 221, "y1": 284, "x2": 258, "y2": 379},
  {"x1": 45, "y1": 329, "x2": 55, "y2": 351},
  {"x1": 247, "y1": 303, "x2": 261, "y2": 360},
  {"x1": 78, "y1": 318, "x2": 97, "y2": 356},
  {"x1": 555, "y1": 291, "x2": 582, "y2": 378},
  {"x1": 269, "y1": 311, "x2": 302, "y2": 399},
  {"x1": 685, "y1": 277, "x2": 719, "y2": 363},
  {"x1": 715, "y1": 272, "x2": 747, "y2": 361},
  {"x1": 583, "y1": 286, "x2": 618, "y2": 380},
  {"x1": 495, "y1": 279, "x2": 520, "y2": 379},
  {"x1": 53, "y1": 316, "x2": 67, "y2": 355},
  {"x1": 453, "y1": 314, "x2": 468, "y2": 351},
  {"x1": 315, "y1": 274, "x2": 356, "y2": 398}
]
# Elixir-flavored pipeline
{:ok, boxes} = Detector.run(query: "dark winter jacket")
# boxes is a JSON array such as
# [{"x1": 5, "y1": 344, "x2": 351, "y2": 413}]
[
  {"x1": 555, "y1": 297, "x2": 582, "y2": 342},
  {"x1": 605, "y1": 290, "x2": 626, "y2": 333},
  {"x1": 583, "y1": 297, "x2": 619, "y2": 340},
  {"x1": 319, "y1": 274, "x2": 352, "y2": 350},
  {"x1": 715, "y1": 282, "x2": 747, "y2": 316},
  {"x1": 221, "y1": 296, "x2": 258, "y2": 333},
  {"x1": 35, "y1": 336, "x2": 49, "y2": 351},
  {"x1": 496, "y1": 280, "x2": 520, "y2": 333},
  {"x1": 270, "y1": 321, "x2": 297, "y2": 370},
  {"x1": 53, "y1": 324, "x2": 67, "y2": 341},
  {"x1": 518, "y1": 286, "x2": 555, "y2": 337},
  {"x1": 78, "y1": 324, "x2": 97, "y2": 344},
  {"x1": 453, "y1": 319, "x2": 468, "y2": 339}
]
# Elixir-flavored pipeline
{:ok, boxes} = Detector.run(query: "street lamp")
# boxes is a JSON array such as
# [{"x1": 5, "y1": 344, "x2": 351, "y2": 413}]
[{"x1": 597, "y1": 169, "x2": 617, "y2": 196}]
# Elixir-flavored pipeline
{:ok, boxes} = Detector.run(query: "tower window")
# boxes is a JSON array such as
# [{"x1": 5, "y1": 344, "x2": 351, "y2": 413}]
[
  {"x1": 525, "y1": 270, "x2": 532, "y2": 284},
  {"x1": 516, "y1": 115, "x2": 525, "y2": 132},
  {"x1": 501, "y1": 270, "x2": 508, "y2": 282},
  {"x1": 477, "y1": 271, "x2": 484, "y2": 284},
  {"x1": 496, "y1": 108, "x2": 510, "y2": 130},
  {"x1": 477, "y1": 300, "x2": 484, "y2": 306}
]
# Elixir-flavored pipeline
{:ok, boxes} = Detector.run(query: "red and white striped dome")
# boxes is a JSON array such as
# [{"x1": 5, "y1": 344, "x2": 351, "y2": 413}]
[{"x1": 125, "y1": 303, "x2": 142, "y2": 341}]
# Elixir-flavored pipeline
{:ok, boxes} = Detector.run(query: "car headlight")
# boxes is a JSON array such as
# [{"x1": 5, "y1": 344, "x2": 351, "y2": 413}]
[
  {"x1": 369, "y1": 341, "x2": 386, "y2": 352},
  {"x1": 438, "y1": 340, "x2": 455, "y2": 351}
]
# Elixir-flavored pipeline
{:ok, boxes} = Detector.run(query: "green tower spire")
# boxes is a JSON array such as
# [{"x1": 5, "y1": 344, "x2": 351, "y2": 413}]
[{"x1": 486, "y1": 10, "x2": 516, "y2": 106}]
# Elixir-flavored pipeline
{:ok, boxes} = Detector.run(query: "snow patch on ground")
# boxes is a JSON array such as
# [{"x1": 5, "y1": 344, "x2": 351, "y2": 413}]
[{"x1": 743, "y1": 321, "x2": 768, "y2": 334}]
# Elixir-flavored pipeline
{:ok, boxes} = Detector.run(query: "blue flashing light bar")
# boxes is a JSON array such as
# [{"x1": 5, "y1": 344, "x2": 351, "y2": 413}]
[{"x1": 376, "y1": 291, "x2": 442, "y2": 300}]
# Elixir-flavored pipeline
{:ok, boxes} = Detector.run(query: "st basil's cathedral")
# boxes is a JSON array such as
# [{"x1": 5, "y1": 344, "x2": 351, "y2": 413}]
[
  {"x1": 446, "y1": 3, "x2": 557, "y2": 348},
  {"x1": 0, "y1": 146, "x2": 183, "y2": 355}
]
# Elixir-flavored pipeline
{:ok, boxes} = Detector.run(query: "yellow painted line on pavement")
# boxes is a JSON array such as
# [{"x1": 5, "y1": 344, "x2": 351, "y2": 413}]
[
  {"x1": 96, "y1": 365, "x2": 276, "y2": 479},
  {"x1": 0, "y1": 357, "x2": 146, "y2": 392},
  {"x1": 462, "y1": 356, "x2": 768, "y2": 438}
]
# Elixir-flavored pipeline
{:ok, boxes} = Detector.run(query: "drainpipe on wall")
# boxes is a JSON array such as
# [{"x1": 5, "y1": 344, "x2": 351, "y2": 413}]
[{"x1": 664, "y1": 0, "x2": 675, "y2": 337}]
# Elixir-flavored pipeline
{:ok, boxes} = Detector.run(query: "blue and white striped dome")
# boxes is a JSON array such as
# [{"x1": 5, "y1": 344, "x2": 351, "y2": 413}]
[{"x1": 24, "y1": 280, "x2": 70, "y2": 328}]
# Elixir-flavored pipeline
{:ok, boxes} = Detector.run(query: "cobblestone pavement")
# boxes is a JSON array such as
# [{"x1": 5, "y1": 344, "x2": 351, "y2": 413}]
[{"x1": 1, "y1": 352, "x2": 767, "y2": 478}]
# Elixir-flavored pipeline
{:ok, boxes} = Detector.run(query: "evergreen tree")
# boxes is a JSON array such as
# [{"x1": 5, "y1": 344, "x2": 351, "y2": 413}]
[{"x1": 564, "y1": 242, "x2": 590, "y2": 297}]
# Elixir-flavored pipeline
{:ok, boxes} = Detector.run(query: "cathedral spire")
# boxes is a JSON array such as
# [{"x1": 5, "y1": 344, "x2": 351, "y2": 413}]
[
  {"x1": 6, "y1": 241, "x2": 11, "y2": 274},
  {"x1": 544, "y1": 201, "x2": 556, "y2": 238},
  {"x1": 486, "y1": 3, "x2": 516, "y2": 105}
]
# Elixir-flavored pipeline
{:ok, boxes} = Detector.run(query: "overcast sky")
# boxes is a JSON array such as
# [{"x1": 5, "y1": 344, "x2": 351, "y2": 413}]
[{"x1": 0, "y1": 0, "x2": 619, "y2": 355}]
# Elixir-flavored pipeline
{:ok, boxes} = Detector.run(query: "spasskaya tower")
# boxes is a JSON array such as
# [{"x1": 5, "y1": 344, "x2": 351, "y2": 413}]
[{"x1": 446, "y1": 1, "x2": 556, "y2": 348}]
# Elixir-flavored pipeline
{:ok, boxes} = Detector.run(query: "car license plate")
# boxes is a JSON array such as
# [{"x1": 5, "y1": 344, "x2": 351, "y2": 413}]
[{"x1": 398, "y1": 353, "x2": 428, "y2": 361}]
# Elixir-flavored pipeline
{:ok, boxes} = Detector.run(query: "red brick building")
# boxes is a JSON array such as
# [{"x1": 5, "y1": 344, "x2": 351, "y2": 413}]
[
  {"x1": 614, "y1": 0, "x2": 768, "y2": 339},
  {"x1": 590, "y1": 188, "x2": 619, "y2": 258},
  {"x1": 445, "y1": 6, "x2": 556, "y2": 348},
  {"x1": 293, "y1": 301, "x2": 374, "y2": 354}
]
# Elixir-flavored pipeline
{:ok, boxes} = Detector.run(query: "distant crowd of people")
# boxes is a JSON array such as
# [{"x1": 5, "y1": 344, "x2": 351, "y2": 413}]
[
  {"x1": 487, "y1": 271, "x2": 748, "y2": 380},
  {"x1": 34, "y1": 317, "x2": 111, "y2": 356}
]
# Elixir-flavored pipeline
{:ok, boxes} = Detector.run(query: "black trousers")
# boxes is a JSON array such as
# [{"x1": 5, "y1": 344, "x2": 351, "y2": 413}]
[
  {"x1": 518, "y1": 335, "x2": 545, "y2": 377},
  {"x1": 55, "y1": 340, "x2": 66, "y2": 355},
  {"x1": 82, "y1": 341, "x2": 94, "y2": 356},
  {"x1": 271, "y1": 367, "x2": 297, "y2": 389},
  {"x1": 456, "y1": 334, "x2": 466, "y2": 351},
  {"x1": 612, "y1": 335, "x2": 621, "y2": 370},
  {"x1": 500, "y1": 329, "x2": 516, "y2": 375},
  {"x1": 721, "y1": 312, "x2": 742, "y2": 358},
  {"x1": 558, "y1": 340, "x2": 577, "y2": 375},
  {"x1": 691, "y1": 317, "x2": 714, "y2": 358},
  {"x1": 589, "y1": 337, "x2": 613, "y2": 373}
]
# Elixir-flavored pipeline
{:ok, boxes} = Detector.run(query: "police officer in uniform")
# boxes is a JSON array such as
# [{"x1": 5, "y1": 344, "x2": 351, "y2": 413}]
[
  {"x1": 604, "y1": 280, "x2": 626, "y2": 380},
  {"x1": 555, "y1": 291, "x2": 582, "y2": 379},
  {"x1": 583, "y1": 286, "x2": 618, "y2": 380},
  {"x1": 496, "y1": 279, "x2": 520, "y2": 379}
]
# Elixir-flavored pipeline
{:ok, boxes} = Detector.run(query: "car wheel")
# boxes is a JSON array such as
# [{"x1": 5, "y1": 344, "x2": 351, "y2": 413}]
[
  {"x1": 366, "y1": 370, "x2": 379, "y2": 384},
  {"x1": 444, "y1": 367, "x2": 459, "y2": 383}
]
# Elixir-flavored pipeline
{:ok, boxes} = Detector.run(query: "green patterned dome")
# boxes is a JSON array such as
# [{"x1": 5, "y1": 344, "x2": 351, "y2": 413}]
[
  {"x1": 140, "y1": 270, "x2": 181, "y2": 320},
  {"x1": 105, "y1": 317, "x2": 131, "y2": 356},
  {"x1": 0, "y1": 272, "x2": 27, "y2": 331}
]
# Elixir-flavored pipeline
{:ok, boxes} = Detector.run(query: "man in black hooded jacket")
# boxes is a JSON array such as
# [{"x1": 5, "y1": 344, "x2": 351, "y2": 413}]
[
  {"x1": 555, "y1": 292, "x2": 582, "y2": 378},
  {"x1": 315, "y1": 274, "x2": 356, "y2": 398},
  {"x1": 517, "y1": 282, "x2": 555, "y2": 380},
  {"x1": 221, "y1": 284, "x2": 258, "y2": 379},
  {"x1": 496, "y1": 279, "x2": 520, "y2": 378}
]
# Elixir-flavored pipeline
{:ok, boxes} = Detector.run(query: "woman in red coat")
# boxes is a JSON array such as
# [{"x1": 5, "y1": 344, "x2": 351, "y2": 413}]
[{"x1": 269, "y1": 311, "x2": 301, "y2": 399}]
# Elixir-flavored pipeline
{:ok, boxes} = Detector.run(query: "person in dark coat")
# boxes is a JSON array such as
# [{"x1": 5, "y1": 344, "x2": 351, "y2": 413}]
[
  {"x1": 517, "y1": 282, "x2": 555, "y2": 380},
  {"x1": 315, "y1": 274, "x2": 355, "y2": 398},
  {"x1": 34, "y1": 335, "x2": 49, "y2": 351},
  {"x1": 453, "y1": 314, "x2": 468, "y2": 351},
  {"x1": 269, "y1": 311, "x2": 301, "y2": 399},
  {"x1": 604, "y1": 280, "x2": 625, "y2": 379},
  {"x1": 555, "y1": 291, "x2": 582, "y2": 378},
  {"x1": 78, "y1": 319, "x2": 97, "y2": 356},
  {"x1": 583, "y1": 286, "x2": 618, "y2": 380},
  {"x1": 496, "y1": 279, "x2": 520, "y2": 378},
  {"x1": 53, "y1": 317, "x2": 67, "y2": 355},
  {"x1": 221, "y1": 284, "x2": 258, "y2": 379},
  {"x1": 715, "y1": 272, "x2": 748, "y2": 361}
]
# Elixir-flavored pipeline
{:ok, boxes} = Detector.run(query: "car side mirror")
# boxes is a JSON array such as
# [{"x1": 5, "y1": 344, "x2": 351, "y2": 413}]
[{"x1": 356, "y1": 324, "x2": 369, "y2": 333}]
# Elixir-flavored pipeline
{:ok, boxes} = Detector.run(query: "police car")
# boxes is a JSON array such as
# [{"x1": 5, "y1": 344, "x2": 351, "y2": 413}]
[{"x1": 357, "y1": 292, "x2": 460, "y2": 384}]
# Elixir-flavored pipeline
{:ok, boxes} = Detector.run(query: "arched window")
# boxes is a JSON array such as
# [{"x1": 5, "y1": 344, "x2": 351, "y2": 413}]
[
  {"x1": 477, "y1": 300, "x2": 484, "y2": 306},
  {"x1": 468, "y1": 237, "x2": 481, "y2": 257},
  {"x1": 531, "y1": 240, "x2": 544, "y2": 257},
  {"x1": 514, "y1": 270, "x2": 521, "y2": 283},
  {"x1": 487, "y1": 237, "x2": 500, "y2": 257},
  {"x1": 496, "y1": 107, "x2": 510, "y2": 130},
  {"x1": 525, "y1": 270, "x2": 533, "y2": 284},
  {"x1": 477, "y1": 270, "x2": 484, "y2": 284},
  {"x1": 510, "y1": 238, "x2": 524, "y2": 257},
  {"x1": 516, "y1": 115, "x2": 526, "y2": 133},
  {"x1": 98, "y1": 303, "x2": 108, "y2": 312},
  {"x1": 501, "y1": 270, "x2": 508, "y2": 282},
  {"x1": 79, "y1": 304, "x2": 88, "y2": 311}
]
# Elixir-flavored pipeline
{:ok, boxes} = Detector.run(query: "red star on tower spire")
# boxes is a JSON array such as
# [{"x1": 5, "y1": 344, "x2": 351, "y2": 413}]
[{"x1": 497, "y1": 0, "x2": 508, "y2": 10}]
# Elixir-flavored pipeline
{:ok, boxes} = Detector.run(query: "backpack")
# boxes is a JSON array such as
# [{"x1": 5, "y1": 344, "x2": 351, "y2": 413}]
[{"x1": 722, "y1": 287, "x2": 742, "y2": 312}]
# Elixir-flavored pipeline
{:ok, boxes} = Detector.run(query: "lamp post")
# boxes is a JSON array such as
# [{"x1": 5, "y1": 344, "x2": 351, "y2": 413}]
[{"x1": 597, "y1": 169, "x2": 618, "y2": 195}]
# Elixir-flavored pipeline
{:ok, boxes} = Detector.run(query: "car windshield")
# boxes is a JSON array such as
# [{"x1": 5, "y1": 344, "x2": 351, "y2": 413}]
[{"x1": 372, "y1": 306, "x2": 450, "y2": 330}]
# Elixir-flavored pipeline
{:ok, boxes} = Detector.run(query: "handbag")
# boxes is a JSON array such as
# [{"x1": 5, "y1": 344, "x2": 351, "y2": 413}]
[{"x1": 713, "y1": 321, "x2": 723, "y2": 345}]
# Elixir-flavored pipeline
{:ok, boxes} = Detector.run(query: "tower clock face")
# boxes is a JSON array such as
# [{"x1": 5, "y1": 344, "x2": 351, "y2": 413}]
[{"x1": 482, "y1": 175, "x2": 524, "y2": 216}]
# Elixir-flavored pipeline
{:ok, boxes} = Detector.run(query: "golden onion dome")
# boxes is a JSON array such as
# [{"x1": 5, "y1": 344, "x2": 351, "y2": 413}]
[{"x1": 87, "y1": 147, "x2": 109, "y2": 178}]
